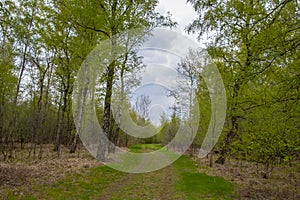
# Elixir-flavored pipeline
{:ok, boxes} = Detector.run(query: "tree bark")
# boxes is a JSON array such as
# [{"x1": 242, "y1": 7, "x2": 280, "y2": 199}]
[{"x1": 215, "y1": 81, "x2": 240, "y2": 164}]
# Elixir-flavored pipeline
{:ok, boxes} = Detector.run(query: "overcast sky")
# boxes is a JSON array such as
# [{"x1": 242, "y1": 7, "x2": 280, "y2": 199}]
[
  {"x1": 130, "y1": 1, "x2": 202, "y2": 126},
  {"x1": 156, "y1": 0, "x2": 200, "y2": 46}
]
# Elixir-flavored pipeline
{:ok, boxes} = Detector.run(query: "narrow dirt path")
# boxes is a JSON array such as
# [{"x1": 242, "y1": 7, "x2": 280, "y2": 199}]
[
  {"x1": 97, "y1": 173, "x2": 136, "y2": 200},
  {"x1": 98, "y1": 165, "x2": 178, "y2": 200},
  {"x1": 98, "y1": 150, "x2": 182, "y2": 200}
]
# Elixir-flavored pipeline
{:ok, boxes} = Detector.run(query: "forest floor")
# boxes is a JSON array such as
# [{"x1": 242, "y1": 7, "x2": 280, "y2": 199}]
[
  {"x1": 195, "y1": 156, "x2": 299, "y2": 199},
  {"x1": 0, "y1": 144, "x2": 299, "y2": 199}
]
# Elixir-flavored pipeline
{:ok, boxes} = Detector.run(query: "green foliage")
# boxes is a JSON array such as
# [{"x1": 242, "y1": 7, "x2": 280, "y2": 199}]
[
  {"x1": 188, "y1": 0, "x2": 300, "y2": 165},
  {"x1": 0, "y1": 0, "x2": 178, "y2": 158},
  {"x1": 157, "y1": 111, "x2": 180, "y2": 145}
]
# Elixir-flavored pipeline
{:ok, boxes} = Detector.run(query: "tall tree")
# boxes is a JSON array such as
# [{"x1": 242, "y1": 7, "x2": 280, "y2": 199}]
[
  {"x1": 4, "y1": 0, "x2": 39, "y2": 160},
  {"x1": 134, "y1": 94, "x2": 151, "y2": 124},
  {"x1": 177, "y1": 49, "x2": 201, "y2": 154},
  {"x1": 187, "y1": 0, "x2": 300, "y2": 164},
  {"x1": 64, "y1": 0, "x2": 176, "y2": 158}
]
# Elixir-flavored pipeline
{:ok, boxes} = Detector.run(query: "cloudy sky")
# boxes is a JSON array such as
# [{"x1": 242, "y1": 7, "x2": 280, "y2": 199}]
[
  {"x1": 129, "y1": 1, "x2": 202, "y2": 126},
  {"x1": 156, "y1": 0, "x2": 200, "y2": 46}
]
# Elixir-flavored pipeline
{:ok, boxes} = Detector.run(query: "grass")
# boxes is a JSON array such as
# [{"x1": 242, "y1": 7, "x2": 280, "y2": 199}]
[
  {"x1": 6, "y1": 191, "x2": 36, "y2": 200},
  {"x1": 129, "y1": 143, "x2": 163, "y2": 152},
  {"x1": 173, "y1": 156, "x2": 235, "y2": 199},
  {"x1": 5, "y1": 165, "x2": 126, "y2": 200},
  {"x1": 4, "y1": 144, "x2": 236, "y2": 200},
  {"x1": 42, "y1": 166, "x2": 125, "y2": 200}
]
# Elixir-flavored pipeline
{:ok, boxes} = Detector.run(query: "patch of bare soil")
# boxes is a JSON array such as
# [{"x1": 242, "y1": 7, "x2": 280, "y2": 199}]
[
  {"x1": 0, "y1": 144, "x2": 101, "y2": 198},
  {"x1": 194, "y1": 155, "x2": 299, "y2": 200}
]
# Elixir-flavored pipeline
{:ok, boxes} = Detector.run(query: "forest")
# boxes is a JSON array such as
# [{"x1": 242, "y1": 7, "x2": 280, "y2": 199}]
[{"x1": 0, "y1": 0, "x2": 299, "y2": 199}]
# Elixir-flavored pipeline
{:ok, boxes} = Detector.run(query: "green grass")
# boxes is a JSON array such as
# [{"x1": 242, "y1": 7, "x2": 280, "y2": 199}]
[
  {"x1": 173, "y1": 156, "x2": 235, "y2": 200},
  {"x1": 6, "y1": 190, "x2": 39, "y2": 200},
  {"x1": 41, "y1": 166, "x2": 125, "y2": 200},
  {"x1": 129, "y1": 143, "x2": 163, "y2": 152},
  {"x1": 107, "y1": 143, "x2": 163, "y2": 171},
  {"x1": 5, "y1": 144, "x2": 236, "y2": 200}
]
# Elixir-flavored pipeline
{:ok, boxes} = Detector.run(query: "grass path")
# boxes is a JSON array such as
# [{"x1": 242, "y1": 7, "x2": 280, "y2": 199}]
[
  {"x1": 99, "y1": 165, "x2": 176, "y2": 200},
  {"x1": 8, "y1": 144, "x2": 236, "y2": 200}
]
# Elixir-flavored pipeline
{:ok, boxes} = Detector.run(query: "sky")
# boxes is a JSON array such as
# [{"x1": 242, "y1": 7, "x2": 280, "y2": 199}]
[
  {"x1": 130, "y1": 1, "x2": 201, "y2": 126},
  {"x1": 156, "y1": 0, "x2": 200, "y2": 46}
]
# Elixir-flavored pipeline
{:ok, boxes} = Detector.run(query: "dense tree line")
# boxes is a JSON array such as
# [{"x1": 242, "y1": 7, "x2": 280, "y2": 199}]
[
  {"x1": 161, "y1": 0, "x2": 299, "y2": 175},
  {"x1": 0, "y1": 0, "x2": 174, "y2": 160}
]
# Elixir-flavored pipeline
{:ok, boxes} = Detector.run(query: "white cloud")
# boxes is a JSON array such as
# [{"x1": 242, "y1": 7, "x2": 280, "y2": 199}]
[
  {"x1": 156, "y1": 0, "x2": 202, "y2": 47},
  {"x1": 127, "y1": 1, "x2": 203, "y2": 126}
]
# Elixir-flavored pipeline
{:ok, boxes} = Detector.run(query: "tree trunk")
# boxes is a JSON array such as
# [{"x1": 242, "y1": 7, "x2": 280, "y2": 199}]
[
  {"x1": 39, "y1": 62, "x2": 53, "y2": 159},
  {"x1": 6, "y1": 42, "x2": 29, "y2": 160},
  {"x1": 98, "y1": 26, "x2": 118, "y2": 158},
  {"x1": 70, "y1": 133, "x2": 79, "y2": 153},
  {"x1": 215, "y1": 115, "x2": 239, "y2": 164},
  {"x1": 209, "y1": 153, "x2": 214, "y2": 167},
  {"x1": 215, "y1": 81, "x2": 240, "y2": 164},
  {"x1": 70, "y1": 84, "x2": 88, "y2": 154},
  {"x1": 54, "y1": 111, "x2": 62, "y2": 156},
  {"x1": 54, "y1": 89, "x2": 66, "y2": 157}
]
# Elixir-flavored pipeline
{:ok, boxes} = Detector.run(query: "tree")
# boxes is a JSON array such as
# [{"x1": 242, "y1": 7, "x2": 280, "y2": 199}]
[
  {"x1": 3, "y1": 0, "x2": 39, "y2": 160},
  {"x1": 45, "y1": 0, "x2": 102, "y2": 154},
  {"x1": 63, "y1": 0, "x2": 176, "y2": 159},
  {"x1": 187, "y1": 0, "x2": 300, "y2": 164},
  {"x1": 176, "y1": 49, "x2": 201, "y2": 154},
  {"x1": 158, "y1": 107, "x2": 180, "y2": 146},
  {"x1": 0, "y1": 1, "x2": 17, "y2": 160},
  {"x1": 134, "y1": 94, "x2": 151, "y2": 125}
]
